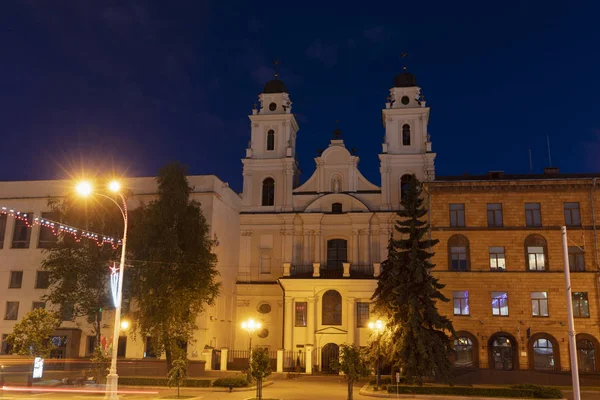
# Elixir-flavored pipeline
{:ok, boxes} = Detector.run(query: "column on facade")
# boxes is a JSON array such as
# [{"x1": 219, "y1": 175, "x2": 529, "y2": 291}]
[
  {"x1": 352, "y1": 229, "x2": 359, "y2": 265},
  {"x1": 306, "y1": 297, "x2": 316, "y2": 346},
  {"x1": 360, "y1": 229, "x2": 370, "y2": 265},
  {"x1": 303, "y1": 232, "x2": 311, "y2": 265},
  {"x1": 284, "y1": 297, "x2": 294, "y2": 350},
  {"x1": 314, "y1": 230, "x2": 321, "y2": 264},
  {"x1": 347, "y1": 297, "x2": 356, "y2": 345},
  {"x1": 379, "y1": 224, "x2": 389, "y2": 263}
]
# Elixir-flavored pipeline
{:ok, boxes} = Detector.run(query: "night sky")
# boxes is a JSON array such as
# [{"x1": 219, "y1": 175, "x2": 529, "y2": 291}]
[{"x1": 1, "y1": 1, "x2": 598, "y2": 193}]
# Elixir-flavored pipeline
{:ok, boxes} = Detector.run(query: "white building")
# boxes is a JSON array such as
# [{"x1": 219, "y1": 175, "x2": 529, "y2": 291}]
[{"x1": 0, "y1": 67, "x2": 434, "y2": 372}]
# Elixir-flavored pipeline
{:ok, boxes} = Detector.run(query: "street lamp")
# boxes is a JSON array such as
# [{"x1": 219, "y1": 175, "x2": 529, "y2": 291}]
[
  {"x1": 368, "y1": 319, "x2": 384, "y2": 390},
  {"x1": 241, "y1": 318, "x2": 261, "y2": 382},
  {"x1": 76, "y1": 180, "x2": 128, "y2": 400}
]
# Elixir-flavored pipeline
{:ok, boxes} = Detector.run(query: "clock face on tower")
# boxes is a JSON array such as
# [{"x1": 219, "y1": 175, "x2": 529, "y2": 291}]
[
  {"x1": 401, "y1": 96, "x2": 410, "y2": 105},
  {"x1": 269, "y1": 102, "x2": 277, "y2": 111}
]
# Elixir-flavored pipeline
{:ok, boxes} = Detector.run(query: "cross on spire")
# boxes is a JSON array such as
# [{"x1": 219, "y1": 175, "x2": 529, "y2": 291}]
[
  {"x1": 333, "y1": 120, "x2": 342, "y2": 140},
  {"x1": 273, "y1": 59, "x2": 280, "y2": 79}
]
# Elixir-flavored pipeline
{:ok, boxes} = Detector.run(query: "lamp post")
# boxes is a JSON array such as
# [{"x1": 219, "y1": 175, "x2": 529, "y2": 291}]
[
  {"x1": 76, "y1": 180, "x2": 128, "y2": 400},
  {"x1": 241, "y1": 318, "x2": 261, "y2": 383},
  {"x1": 368, "y1": 319, "x2": 384, "y2": 390}
]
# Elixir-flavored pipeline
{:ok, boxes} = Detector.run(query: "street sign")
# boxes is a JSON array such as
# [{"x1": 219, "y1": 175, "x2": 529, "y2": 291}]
[
  {"x1": 33, "y1": 357, "x2": 44, "y2": 379},
  {"x1": 396, "y1": 372, "x2": 400, "y2": 383}
]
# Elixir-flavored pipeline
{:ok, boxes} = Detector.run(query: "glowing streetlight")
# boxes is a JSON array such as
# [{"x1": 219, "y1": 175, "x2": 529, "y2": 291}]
[
  {"x1": 369, "y1": 319, "x2": 385, "y2": 390},
  {"x1": 120, "y1": 320, "x2": 130, "y2": 331},
  {"x1": 76, "y1": 181, "x2": 93, "y2": 197},
  {"x1": 75, "y1": 180, "x2": 128, "y2": 400},
  {"x1": 241, "y1": 318, "x2": 262, "y2": 382}
]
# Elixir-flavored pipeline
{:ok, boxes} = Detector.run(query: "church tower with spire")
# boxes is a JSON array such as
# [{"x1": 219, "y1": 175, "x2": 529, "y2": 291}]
[
  {"x1": 379, "y1": 66, "x2": 435, "y2": 210},
  {"x1": 241, "y1": 66, "x2": 300, "y2": 212}
]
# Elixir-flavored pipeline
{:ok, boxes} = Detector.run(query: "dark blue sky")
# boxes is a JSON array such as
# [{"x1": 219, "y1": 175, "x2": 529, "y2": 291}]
[{"x1": 1, "y1": 1, "x2": 598, "y2": 192}]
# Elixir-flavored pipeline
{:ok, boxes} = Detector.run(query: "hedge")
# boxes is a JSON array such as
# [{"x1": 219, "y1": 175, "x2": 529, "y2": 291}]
[
  {"x1": 386, "y1": 384, "x2": 563, "y2": 398},
  {"x1": 212, "y1": 376, "x2": 249, "y2": 388},
  {"x1": 119, "y1": 377, "x2": 211, "y2": 387}
]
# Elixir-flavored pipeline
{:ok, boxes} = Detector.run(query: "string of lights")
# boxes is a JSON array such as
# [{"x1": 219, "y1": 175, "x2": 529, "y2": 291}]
[{"x1": 0, "y1": 206, "x2": 122, "y2": 249}]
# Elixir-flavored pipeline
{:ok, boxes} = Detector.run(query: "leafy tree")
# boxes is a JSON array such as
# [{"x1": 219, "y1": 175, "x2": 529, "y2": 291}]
[
  {"x1": 372, "y1": 175, "x2": 455, "y2": 385},
  {"x1": 167, "y1": 358, "x2": 188, "y2": 398},
  {"x1": 41, "y1": 193, "x2": 124, "y2": 345},
  {"x1": 250, "y1": 347, "x2": 271, "y2": 400},
  {"x1": 6, "y1": 308, "x2": 61, "y2": 358},
  {"x1": 127, "y1": 162, "x2": 220, "y2": 370},
  {"x1": 331, "y1": 344, "x2": 371, "y2": 400},
  {"x1": 90, "y1": 341, "x2": 111, "y2": 383}
]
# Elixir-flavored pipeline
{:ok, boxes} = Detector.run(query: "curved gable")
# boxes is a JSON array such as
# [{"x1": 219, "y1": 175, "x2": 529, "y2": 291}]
[{"x1": 304, "y1": 193, "x2": 370, "y2": 213}]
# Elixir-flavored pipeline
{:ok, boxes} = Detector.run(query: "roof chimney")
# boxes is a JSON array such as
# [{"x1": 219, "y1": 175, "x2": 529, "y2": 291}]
[
  {"x1": 544, "y1": 167, "x2": 560, "y2": 175},
  {"x1": 487, "y1": 171, "x2": 505, "y2": 179}
]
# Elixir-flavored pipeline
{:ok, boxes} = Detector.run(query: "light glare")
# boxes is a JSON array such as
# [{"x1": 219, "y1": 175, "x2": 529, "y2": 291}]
[
  {"x1": 120, "y1": 320, "x2": 130, "y2": 330},
  {"x1": 76, "y1": 182, "x2": 92, "y2": 197},
  {"x1": 108, "y1": 180, "x2": 121, "y2": 193}
]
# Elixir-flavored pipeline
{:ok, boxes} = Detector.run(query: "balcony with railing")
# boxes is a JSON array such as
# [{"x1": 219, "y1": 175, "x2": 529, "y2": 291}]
[{"x1": 283, "y1": 262, "x2": 380, "y2": 279}]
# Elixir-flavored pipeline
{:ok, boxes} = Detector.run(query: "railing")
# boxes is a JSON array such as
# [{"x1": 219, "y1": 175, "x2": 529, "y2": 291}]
[
  {"x1": 319, "y1": 267, "x2": 343, "y2": 278},
  {"x1": 283, "y1": 350, "x2": 305, "y2": 372},
  {"x1": 290, "y1": 265, "x2": 313, "y2": 277},
  {"x1": 350, "y1": 265, "x2": 374, "y2": 278},
  {"x1": 228, "y1": 349, "x2": 250, "y2": 370}
]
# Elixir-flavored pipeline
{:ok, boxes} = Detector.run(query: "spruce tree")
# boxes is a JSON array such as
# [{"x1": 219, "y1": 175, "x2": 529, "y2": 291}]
[{"x1": 372, "y1": 174, "x2": 455, "y2": 385}]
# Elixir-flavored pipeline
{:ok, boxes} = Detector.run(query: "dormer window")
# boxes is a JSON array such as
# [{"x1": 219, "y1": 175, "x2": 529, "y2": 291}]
[
  {"x1": 266, "y1": 129, "x2": 275, "y2": 151},
  {"x1": 332, "y1": 203, "x2": 342, "y2": 214},
  {"x1": 402, "y1": 124, "x2": 411, "y2": 146}
]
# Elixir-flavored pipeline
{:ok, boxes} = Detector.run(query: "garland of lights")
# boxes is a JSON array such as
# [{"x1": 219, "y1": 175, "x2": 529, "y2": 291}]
[{"x1": 0, "y1": 206, "x2": 122, "y2": 249}]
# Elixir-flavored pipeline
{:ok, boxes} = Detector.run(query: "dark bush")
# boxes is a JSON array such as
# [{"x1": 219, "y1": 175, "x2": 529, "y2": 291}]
[
  {"x1": 212, "y1": 376, "x2": 249, "y2": 388},
  {"x1": 119, "y1": 377, "x2": 211, "y2": 387},
  {"x1": 510, "y1": 384, "x2": 564, "y2": 399}
]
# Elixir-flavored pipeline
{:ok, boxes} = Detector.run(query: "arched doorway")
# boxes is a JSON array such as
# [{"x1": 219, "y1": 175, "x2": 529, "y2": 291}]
[
  {"x1": 489, "y1": 333, "x2": 517, "y2": 371},
  {"x1": 528, "y1": 333, "x2": 560, "y2": 371},
  {"x1": 576, "y1": 333, "x2": 600, "y2": 373},
  {"x1": 321, "y1": 343, "x2": 340, "y2": 374},
  {"x1": 453, "y1": 331, "x2": 479, "y2": 368}
]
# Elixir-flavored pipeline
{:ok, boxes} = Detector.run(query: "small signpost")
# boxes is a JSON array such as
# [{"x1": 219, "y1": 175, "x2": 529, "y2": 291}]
[
  {"x1": 32, "y1": 357, "x2": 44, "y2": 379},
  {"x1": 395, "y1": 372, "x2": 400, "y2": 399}
]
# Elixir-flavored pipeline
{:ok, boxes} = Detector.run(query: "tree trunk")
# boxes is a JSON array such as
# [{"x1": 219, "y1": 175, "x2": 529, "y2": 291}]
[
  {"x1": 177, "y1": 383, "x2": 180, "y2": 398},
  {"x1": 94, "y1": 312, "x2": 102, "y2": 348},
  {"x1": 347, "y1": 380, "x2": 353, "y2": 400}
]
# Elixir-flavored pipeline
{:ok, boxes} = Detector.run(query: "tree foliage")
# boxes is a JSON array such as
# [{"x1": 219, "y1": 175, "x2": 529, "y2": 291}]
[
  {"x1": 331, "y1": 344, "x2": 371, "y2": 400},
  {"x1": 127, "y1": 162, "x2": 220, "y2": 369},
  {"x1": 6, "y1": 308, "x2": 61, "y2": 358},
  {"x1": 167, "y1": 358, "x2": 188, "y2": 398},
  {"x1": 250, "y1": 347, "x2": 271, "y2": 400},
  {"x1": 372, "y1": 175, "x2": 455, "y2": 385},
  {"x1": 41, "y1": 192, "x2": 124, "y2": 344}
]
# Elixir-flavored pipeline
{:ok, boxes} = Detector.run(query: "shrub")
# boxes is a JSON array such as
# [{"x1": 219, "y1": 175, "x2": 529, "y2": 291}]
[
  {"x1": 510, "y1": 384, "x2": 564, "y2": 399},
  {"x1": 119, "y1": 377, "x2": 211, "y2": 387},
  {"x1": 387, "y1": 385, "x2": 562, "y2": 398},
  {"x1": 212, "y1": 376, "x2": 249, "y2": 388}
]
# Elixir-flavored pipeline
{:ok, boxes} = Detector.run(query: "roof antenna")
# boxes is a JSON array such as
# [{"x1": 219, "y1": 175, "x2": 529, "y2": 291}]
[
  {"x1": 529, "y1": 149, "x2": 533, "y2": 174},
  {"x1": 546, "y1": 134, "x2": 552, "y2": 166},
  {"x1": 273, "y1": 59, "x2": 280, "y2": 80}
]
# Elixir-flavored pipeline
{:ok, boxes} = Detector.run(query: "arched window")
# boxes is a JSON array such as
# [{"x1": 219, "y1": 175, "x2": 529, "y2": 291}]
[
  {"x1": 331, "y1": 203, "x2": 342, "y2": 213},
  {"x1": 322, "y1": 290, "x2": 342, "y2": 325},
  {"x1": 533, "y1": 337, "x2": 555, "y2": 371},
  {"x1": 402, "y1": 124, "x2": 411, "y2": 146},
  {"x1": 448, "y1": 234, "x2": 470, "y2": 271},
  {"x1": 454, "y1": 337, "x2": 474, "y2": 368},
  {"x1": 400, "y1": 174, "x2": 413, "y2": 202},
  {"x1": 577, "y1": 337, "x2": 597, "y2": 372},
  {"x1": 261, "y1": 178, "x2": 275, "y2": 206},
  {"x1": 260, "y1": 253, "x2": 271, "y2": 274},
  {"x1": 525, "y1": 234, "x2": 548, "y2": 271},
  {"x1": 266, "y1": 129, "x2": 275, "y2": 151}
]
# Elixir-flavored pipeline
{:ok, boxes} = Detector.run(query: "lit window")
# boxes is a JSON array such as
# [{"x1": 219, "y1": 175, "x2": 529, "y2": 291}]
[
  {"x1": 454, "y1": 337, "x2": 473, "y2": 367},
  {"x1": 453, "y1": 291, "x2": 469, "y2": 316},
  {"x1": 531, "y1": 292, "x2": 548, "y2": 317},
  {"x1": 489, "y1": 247, "x2": 506, "y2": 271},
  {"x1": 295, "y1": 302, "x2": 307, "y2": 327},
  {"x1": 491, "y1": 292, "x2": 509, "y2": 316},
  {"x1": 525, "y1": 234, "x2": 547, "y2": 271}
]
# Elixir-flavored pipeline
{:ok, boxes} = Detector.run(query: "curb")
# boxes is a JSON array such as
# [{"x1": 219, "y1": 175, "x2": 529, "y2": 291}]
[
  {"x1": 212, "y1": 380, "x2": 274, "y2": 392},
  {"x1": 358, "y1": 385, "x2": 567, "y2": 400}
]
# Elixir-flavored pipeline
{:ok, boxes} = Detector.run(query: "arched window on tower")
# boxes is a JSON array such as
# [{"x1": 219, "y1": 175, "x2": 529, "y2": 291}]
[
  {"x1": 322, "y1": 290, "x2": 342, "y2": 325},
  {"x1": 262, "y1": 178, "x2": 275, "y2": 206},
  {"x1": 400, "y1": 174, "x2": 413, "y2": 202},
  {"x1": 266, "y1": 129, "x2": 275, "y2": 151},
  {"x1": 402, "y1": 124, "x2": 411, "y2": 146}
]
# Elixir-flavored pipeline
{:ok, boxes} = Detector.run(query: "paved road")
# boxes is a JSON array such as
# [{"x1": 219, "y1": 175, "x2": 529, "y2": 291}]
[{"x1": 2, "y1": 377, "x2": 600, "y2": 400}]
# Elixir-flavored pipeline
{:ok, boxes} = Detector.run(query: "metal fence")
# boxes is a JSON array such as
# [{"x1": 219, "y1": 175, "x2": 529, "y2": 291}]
[
  {"x1": 350, "y1": 265, "x2": 374, "y2": 278},
  {"x1": 283, "y1": 350, "x2": 305, "y2": 372},
  {"x1": 228, "y1": 349, "x2": 250, "y2": 371},
  {"x1": 290, "y1": 265, "x2": 313, "y2": 277}
]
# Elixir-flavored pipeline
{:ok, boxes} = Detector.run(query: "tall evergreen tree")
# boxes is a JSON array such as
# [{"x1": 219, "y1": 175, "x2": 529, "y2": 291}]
[
  {"x1": 372, "y1": 175, "x2": 455, "y2": 385},
  {"x1": 127, "y1": 162, "x2": 220, "y2": 370}
]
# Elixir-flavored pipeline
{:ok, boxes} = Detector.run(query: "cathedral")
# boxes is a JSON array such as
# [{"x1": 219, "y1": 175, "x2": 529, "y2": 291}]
[{"x1": 1, "y1": 67, "x2": 600, "y2": 381}]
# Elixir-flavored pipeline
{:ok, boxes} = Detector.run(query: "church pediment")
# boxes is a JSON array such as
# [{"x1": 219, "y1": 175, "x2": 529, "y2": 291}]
[
  {"x1": 315, "y1": 326, "x2": 347, "y2": 335},
  {"x1": 304, "y1": 193, "x2": 370, "y2": 213}
]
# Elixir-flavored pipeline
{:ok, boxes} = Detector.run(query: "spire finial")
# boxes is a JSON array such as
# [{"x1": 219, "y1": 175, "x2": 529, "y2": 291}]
[
  {"x1": 401, "y1": 53, "x2": 408, "y2": 71},
  {"x1": 273, "y1": 59, "x2": 280, "y2": 80},
  {"x1": 333, "y1": 120, "x2": 342, "y2": 140}
]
